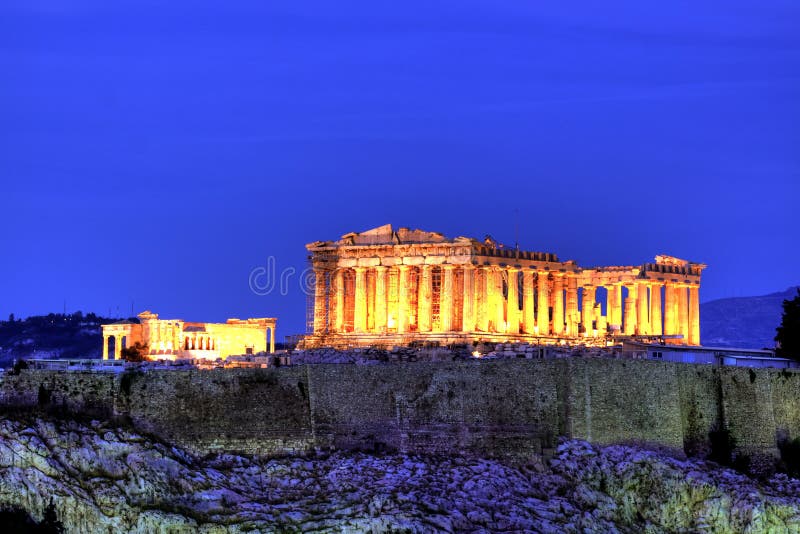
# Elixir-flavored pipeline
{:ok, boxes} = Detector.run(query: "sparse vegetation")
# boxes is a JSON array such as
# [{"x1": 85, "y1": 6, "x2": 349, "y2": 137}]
[
  {"x1": 709, "y1": 428, "x2": 734, "y2": 465},
  {"x1": 9, "y1": 359, "x2": 28, "y2": 375},
  {"x1": 709, "y1": 427, "x2": 750, "y2": 473},
  {"x1": 119, "y1": 369, "x2": 143, "y2": 397}
]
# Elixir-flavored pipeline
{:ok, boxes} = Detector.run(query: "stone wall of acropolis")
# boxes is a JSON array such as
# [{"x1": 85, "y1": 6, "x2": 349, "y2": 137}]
[{"x1": 3, "y1": 359, "x2": 798, "y2": 467}]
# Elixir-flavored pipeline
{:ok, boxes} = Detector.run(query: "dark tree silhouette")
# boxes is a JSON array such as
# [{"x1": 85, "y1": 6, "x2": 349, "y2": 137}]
[
  {"x1": 40, "y1": 500, "x2": 65, "y2": 534},
  {"x1": 120, "y1": 341, "x2": 150, "y2": 362},
  {"x1": 0, "y1": 501, "x2": 64, "y2": 533},
  {"x1": 776, "y1": 288, "x2": 800, "y2": 360}
]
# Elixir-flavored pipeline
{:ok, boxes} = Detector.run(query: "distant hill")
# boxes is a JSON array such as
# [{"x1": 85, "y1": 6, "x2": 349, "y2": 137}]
[
  {"x1": 0, "y1": 312, "x2": 132, "y2": 368},
  {"x1": 701, "y1": 287, "x2": 799, "y2": 349}
]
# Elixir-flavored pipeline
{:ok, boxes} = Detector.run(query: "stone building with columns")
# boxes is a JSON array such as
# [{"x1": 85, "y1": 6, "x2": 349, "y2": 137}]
[
  {"x1": 101, "y1": 311, "x2": 277, "y2": 360},
  {"x1": 303, "y1": 224, "x2": 705, "y2": 348}
]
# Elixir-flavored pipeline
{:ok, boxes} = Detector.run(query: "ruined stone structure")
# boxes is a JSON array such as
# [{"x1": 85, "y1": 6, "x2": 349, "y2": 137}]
[
  {"x1": 101, "y1": 311, "x2": 276, "y2": 360},
  {"x1": 305, "y1": 224, "x2": 705, "y2": 348}
]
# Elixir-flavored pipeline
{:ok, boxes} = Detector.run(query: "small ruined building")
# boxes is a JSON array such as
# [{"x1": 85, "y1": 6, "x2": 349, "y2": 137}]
[
  {"x1": 101, "y1": 311, "x2": 277, "y2": 360},
  {"x1": 304, "y1": 224, "x2": 705, "y2": 348}
]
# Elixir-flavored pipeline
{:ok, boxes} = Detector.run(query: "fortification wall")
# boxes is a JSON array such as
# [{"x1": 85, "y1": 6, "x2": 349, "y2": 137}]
[
  {"x1": 0, "y1": 370, "x2": 117, "y2": 416},
  {"x1": 676, "y1": 365, "x2": 721, "y2": 457},
  {"x1": 118, "y1": 367, "x2": 313, "y2": 456},
  {"x1": 1, "y1": 359, "x2": 799, "y2": 463},
  {"x1": 561, "y1": 359, "x2": 685, "y2": 451},
  {"x1": 307, "y1": 360, "x2": 561, "y2": 458}
]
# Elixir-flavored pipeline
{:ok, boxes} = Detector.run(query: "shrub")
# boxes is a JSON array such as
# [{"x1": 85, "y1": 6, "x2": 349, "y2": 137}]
[
  {"x1": 779, "y1": 437, "x2": 800, "y2": 478},
  {"x1": 709, "y1": 428, "x2": 735, "y2": 465},
  {"x1": 120, "y1": 342, "x2": 150, "y2": 362}
]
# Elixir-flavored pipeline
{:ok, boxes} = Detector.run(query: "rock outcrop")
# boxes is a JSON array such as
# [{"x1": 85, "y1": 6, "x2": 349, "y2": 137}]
[{"x1": 1, "y1": 416, "x2": 798, "y2": 533}]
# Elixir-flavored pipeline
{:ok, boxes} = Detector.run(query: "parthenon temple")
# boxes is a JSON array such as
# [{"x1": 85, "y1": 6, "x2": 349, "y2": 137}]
[
  {"x1": 101, "y1": 311, "x2": 277, "y2": 360},
  {"x1": 303, "y1": 224, "x2": 706, "y2": 348}
]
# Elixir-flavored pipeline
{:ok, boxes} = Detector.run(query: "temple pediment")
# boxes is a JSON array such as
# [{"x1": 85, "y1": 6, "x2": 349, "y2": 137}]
[
  {"x1": 655, "y1": 255, "x2": 689, "y2": 267},
  {"x1": 336, "y1": 224, "x2": 450, "y2": 246},
  {"x1": 308, "y1": 225, "x2": 493, "y2": 250}
]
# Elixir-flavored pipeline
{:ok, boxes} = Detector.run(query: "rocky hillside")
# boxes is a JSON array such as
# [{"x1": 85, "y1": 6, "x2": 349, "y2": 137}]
[
  {"x1": 701, "y1": 287, "x2": 799, "y2": 349},
  {"x1": 1, "y1": 416, "x2": 799, "y2": 533}
]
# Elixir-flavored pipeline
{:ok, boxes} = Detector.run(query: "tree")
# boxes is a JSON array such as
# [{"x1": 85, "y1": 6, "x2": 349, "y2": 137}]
[
  {"x1": 39, "y1": 499, "x2": 65, "y2": 534},
  {"x1": 776, "y1": 288, "x2": 800, "y2": 360},
  {"x1": 8, "y1": 313, "x2": 14, "y2": 323},
  {"x1": 120, "y1": 342, "x2": 150, "y2": 362}
]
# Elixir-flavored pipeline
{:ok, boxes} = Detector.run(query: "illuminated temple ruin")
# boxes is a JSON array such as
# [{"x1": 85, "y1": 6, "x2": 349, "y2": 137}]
[
  {"x1": 101, "y1": 311, "x2": 277, "y2": 360},
  {"x1": 304, "y1": 224, "x2": 706, "y2": 348}
]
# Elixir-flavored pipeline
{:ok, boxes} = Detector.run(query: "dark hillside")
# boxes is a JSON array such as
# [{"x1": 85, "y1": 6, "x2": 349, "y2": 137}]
[{"x1": 0, "y1": 312, "x2": 132, "y2": 367}]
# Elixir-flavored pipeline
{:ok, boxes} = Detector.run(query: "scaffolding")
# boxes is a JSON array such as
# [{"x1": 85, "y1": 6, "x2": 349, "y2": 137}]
[
  {"x1": 431, "y1": 266, "x2": 442, "y2": 330},
  {"x1": 305, "y1": 252, "x2": 337, "y2": 335},
  {"x1": 305, "y1": 284, "x2": 315, "y2": 335}
]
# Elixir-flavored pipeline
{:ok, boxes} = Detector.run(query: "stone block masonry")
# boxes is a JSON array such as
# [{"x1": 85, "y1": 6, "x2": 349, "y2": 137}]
[{"x1": 1, "y1": 359, "x2": 799, "y2": 464}]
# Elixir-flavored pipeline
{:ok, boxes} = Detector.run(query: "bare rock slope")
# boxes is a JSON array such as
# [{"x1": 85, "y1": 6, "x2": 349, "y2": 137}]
[{"x1": 1, "y1": 416, "x2": 799, "y2": 533}]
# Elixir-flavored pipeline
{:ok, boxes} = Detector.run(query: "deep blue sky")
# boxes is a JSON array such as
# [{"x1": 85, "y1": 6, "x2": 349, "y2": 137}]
[{"x1": 1, "y1": 1, "x2": 798, "y2": 337}]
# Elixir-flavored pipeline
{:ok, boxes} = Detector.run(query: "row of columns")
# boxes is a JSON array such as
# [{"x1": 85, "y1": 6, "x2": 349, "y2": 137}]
[
  {"x1": 101, "y1": 334, "x2": 124, "y2": 360},
  {"x1": 184, "y1": 336, "x2": 217, "y2": 351},
  {"x1": 312, "y1": 265, "x2": 560, "y2": 336},
  {"x1": 592, "y1": 281, "x2": 699, "y2": 344},
  {"x1": 314, "y1": 265, "x2": 700, "y2": 344}
]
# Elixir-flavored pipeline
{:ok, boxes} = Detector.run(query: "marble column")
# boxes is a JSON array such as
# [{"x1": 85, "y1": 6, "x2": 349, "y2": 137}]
[
  {"x1": 476, "y1": 266, "x2": 489, "y2": 332},
  {"x1": 623, "y1": 285, "x2": 637, "y2": 336},
  {"x1": 397, "y1": 265, "x2": 411, "y2": 334},
  {"x1": 313, "y1": 267, "x2": 328, "y2": 335},
  {"x1": 608, "y1": 284, "x2": 623, "y2": 330},
  {"x1": 440, "y1": 265, "x2": 455, "y2": 332},
  {"x1": 689, "y1": 284, "x2": 700, "y2": 345},
  {"x1": 552, "y1": 275, "x2": 565, "y2": 335},
  {"x1": 354, "y1": 267, "x2": 367, "y2": 333},
  {"x1": 605, "y1": 285, "x2": 616, "y2": 332},
  {"x1": 678, "y1": 284, "x2": 689, "y2": 343},
  {"x1": 522, "y1": 270, "x2": 535, "y2": 334},
  {"x1": 334, "y1": 270, "x2": 344, "y2": 332},
  {"x1": 374, "y1": 266, "x2": 388, "y2": 332},
  {"x1": 582, "y1": 285, "x2": 596, "y2": 336},
  {"x1": 270, "y1": 326, "x2": 276, "y2": 353},
  {"x1": 506, "y1": 267, "x2": 520, "y2": 334},
  {"x1": 418, "y1": 265, "x2": 433, "y2": 332},
  {"x1": 636, "y1": 281, "x2": 649, "y2": 335},
  {"x1": 485, "y1": 267, "x2": 496, "y2": 332},
  {"x1": 664, "y1": 283, "x2": 677, "y2": 337},
  {"x1": 366, "y1": 269, "x2": 375, "y2": 332},
  {"x1": 537, "y1": 273, "x2": 550, "y2": 335},
  {"x1": 489, "y1": 267, "x2": 505, "y2": 333},
  {"x1": 462, "y1": 265, "x2": 475, "y2": 332},
  {"x1": 649, "y1": 283, "x2": 662, "y2": 336},
  {"x1": 102, "y1": 335, "x2": 109, "y2": 360},
  {"x1": 595, "y1": 305, "x2": 607, "y2": 336},
  {"x1": 566, "y1": 275, "x2": 579, "y2": 336},
  {"x1": 114, "y1": 334, "x2": 122, "y2": 360}
]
